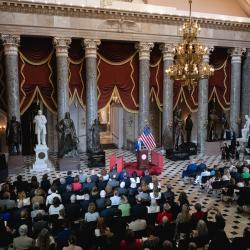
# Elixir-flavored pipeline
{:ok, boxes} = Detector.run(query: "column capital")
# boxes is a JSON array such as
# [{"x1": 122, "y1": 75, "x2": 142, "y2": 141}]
[
  {"x1": 203, "y1": 46, "x2": 214, "y2": 63},
  {"x1": 228, "y1": 47, "x2": 246, "y2": 63},
  {"x1": 83, "y1": 39, "x2": 101, "y2": 58},
  {"x1": 53, "y1": 37, "x2": 71, "y2": 57},
  {"x1": 135, "y1": 42, "x2": 154, "y2": 60},
  {"x1": 0, "y1": 34, "x2": 20, "y2": 56},
  {"x1": 244, "y1": 48, "x2": 250, "y2": 57},
  {"x1": 159, "y1": 43, "x2": 174, "y2": 61}
]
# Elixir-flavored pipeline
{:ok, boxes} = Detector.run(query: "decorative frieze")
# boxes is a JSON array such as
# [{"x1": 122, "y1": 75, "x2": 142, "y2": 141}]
[{"x1": 0, "y1": 1, "x2": 249, "y2": 31}]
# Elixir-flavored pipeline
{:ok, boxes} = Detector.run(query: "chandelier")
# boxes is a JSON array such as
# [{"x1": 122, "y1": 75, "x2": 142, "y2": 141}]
[{"x1": 166, "y1": 0, "x2": 214, "y2": 90}]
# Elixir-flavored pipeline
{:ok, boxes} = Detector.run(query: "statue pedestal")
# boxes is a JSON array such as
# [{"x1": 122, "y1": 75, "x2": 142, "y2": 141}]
[
  {"x1": 32, "y1": 144, "x2": 50, "y2": 171},
  {"x1": 58, "y1": 157, "x2": 80, "y2": 171},
  {"x1": 87, "y1": 151, "x2": 105, "y2": 168},
  {"x1": 7, "y1": 155, "x2": 24, "y2": 174}
]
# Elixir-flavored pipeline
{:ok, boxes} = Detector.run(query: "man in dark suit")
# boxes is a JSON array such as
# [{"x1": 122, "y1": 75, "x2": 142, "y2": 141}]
[{"x1": 130, "y1": 196, "x2": 147, "y2": 220}]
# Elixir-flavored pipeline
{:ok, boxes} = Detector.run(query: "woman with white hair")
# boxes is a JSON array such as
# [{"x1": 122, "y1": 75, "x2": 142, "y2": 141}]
[{"x1": 13, "y1": 225, "x2": 34, "y2": 250}]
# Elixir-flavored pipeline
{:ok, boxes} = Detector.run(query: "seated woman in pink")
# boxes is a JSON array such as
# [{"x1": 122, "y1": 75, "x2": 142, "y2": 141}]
[{"x1": 71, "y1": 176, "x2": 82, "y2": 192}]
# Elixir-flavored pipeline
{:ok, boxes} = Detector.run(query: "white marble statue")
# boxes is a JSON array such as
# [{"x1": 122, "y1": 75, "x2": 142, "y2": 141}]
[
  {"x1": 33, "y1": 110, "x2": 47, "y2": 145},
  {"x1": 241, "y1": 114, "x2": 250, "y2": 139}
]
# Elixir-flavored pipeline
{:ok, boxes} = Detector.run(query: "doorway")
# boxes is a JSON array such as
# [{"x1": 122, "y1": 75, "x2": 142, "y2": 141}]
[{"x1": 99, "y1": 102, "x2": 123, "y2": 149}]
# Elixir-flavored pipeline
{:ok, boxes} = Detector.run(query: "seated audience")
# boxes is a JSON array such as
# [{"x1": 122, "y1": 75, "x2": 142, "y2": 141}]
[{"x1": 84, "y1": 202, "x2": 99, "y2": 222}]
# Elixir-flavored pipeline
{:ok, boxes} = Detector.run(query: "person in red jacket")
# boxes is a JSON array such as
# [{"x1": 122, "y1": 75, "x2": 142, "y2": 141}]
[{"x1": 156, "y1": 203, "x2": 173, "y2": 224}]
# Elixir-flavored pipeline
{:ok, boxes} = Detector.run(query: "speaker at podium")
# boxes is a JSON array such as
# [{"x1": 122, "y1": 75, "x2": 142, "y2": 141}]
[{"x1": 137, "y1": 149, "x2": 148, "y2": 169}]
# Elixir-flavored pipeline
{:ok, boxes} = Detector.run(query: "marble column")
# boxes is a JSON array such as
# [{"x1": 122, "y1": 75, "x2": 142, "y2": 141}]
[
  {"x1": 1, "y1": 34, "x2": 20, "y2": 121},
  {"x1": 241, "y1": 49, "x2": 250, "y2": 122},
  {"x1": 53, "y1": 37, "x2": 71, "y2": 121},
  {"x1": 83, "y1": 39, "x2": 101, "y2": 152},
  {"x1": 135, "y1": 42, "x2": 154, "y2": 134},
  {"x1": 197, "y1": 47, "x2": 214, "y2": 155},
  {"x1": 160, "y1": 43, "x2": 174, "y2": 149},
  {"x1": 229, "y1": 47, "x2": 246, "y2": 136}
]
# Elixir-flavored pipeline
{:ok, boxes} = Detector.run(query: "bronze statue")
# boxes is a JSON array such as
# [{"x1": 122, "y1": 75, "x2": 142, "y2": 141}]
[
  {"x1": 6, "y1": 116, "x2": 21, "y2": 155},
  {"x1": 207, "y1": 108, "x2": 219, "y2": 141},
  {"x1": 185, "y1": 114, "x2": 193, "y2": 143},
  {"x1": 56, "y1": 112, "x2": 79, "y2": 158},
  {"x1": 89, "y1": 119, "x2": 101, "y2": 153},
  {"x1": 174, "y1": 109, "x2": 184, "y2": 150}
]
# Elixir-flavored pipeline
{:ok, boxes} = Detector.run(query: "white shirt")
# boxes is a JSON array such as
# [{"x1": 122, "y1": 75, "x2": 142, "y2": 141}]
[
  {"x1": 147, "y1": 205, "x2": 160, "y2": 214},
  {"x1": 110, "y1": 195, "x2": 121, "y2": 206},
  {"x1": 128, "y1": 219, "x2": 147, "y2": 232},
  {"x1": 46, "y1": 193, "x2": 62, "y2": 206},
  {"x1": 49, "y1": 204, "x2": 64, "y2": 215}
]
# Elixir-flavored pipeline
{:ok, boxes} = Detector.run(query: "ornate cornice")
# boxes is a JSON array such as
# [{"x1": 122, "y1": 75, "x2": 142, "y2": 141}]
[{"x1": 0, "y1": 1, "x2": 249, "y2": 31}]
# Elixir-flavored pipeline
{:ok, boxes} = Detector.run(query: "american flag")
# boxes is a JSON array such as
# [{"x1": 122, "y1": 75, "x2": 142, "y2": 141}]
[{"x1": 139, "y1": 127, "x2": 156, "y2": 150}]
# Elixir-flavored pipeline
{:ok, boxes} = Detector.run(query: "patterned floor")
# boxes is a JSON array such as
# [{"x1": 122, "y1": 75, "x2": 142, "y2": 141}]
[{"x1": 7, "y1": 149, "x2": 250, "y2": 239}]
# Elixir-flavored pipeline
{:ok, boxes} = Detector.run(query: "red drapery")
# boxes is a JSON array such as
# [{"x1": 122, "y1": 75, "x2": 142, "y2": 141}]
[
  {"x1": 150, "y1": 45, "x2": 198, "y2": 112},
  {"x1": 19, "y1": 37, "x2": 57, "y2": 114},
  {"x1": 209, "y1": 48, "x2": 231, "y2": 110},
  {"x1": 97, "y1": 42, "x2": 139, "y2": 112},
  {"x1": 68, "y1": 39, "x2": 86, "y2": 107},
  {"x1": 0, "y1": 49, "x2": 7, "y2": 113}
]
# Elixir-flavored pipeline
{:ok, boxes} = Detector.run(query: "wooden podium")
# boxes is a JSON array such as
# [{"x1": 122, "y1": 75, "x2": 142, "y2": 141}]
[{"x1": 137, "y1": 149, "x2": 149, "y2": 169}]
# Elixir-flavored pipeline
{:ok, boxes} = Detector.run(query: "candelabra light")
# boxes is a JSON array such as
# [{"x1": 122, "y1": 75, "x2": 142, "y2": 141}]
[
  {"x1": 0, "y1": 125, "x2": 6, "y2": 130},
  {"x1": 166, "y1": 0, "x2": 214, "y2": 90}
]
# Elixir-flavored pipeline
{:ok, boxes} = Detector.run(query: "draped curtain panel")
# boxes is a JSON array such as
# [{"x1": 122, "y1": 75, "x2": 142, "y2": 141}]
[
  {"x1": 0, "y1": 49, "x2": 7, "y2": 113},
  {"x1": 68, "y1": 39, "x2": 86, "y2": 108},
  {"x1": 209, "y1": 48, "x2": 231, "y2": 110},
  {"x1": 97, "y1": 42, "x2": 139, "y2": 112},
  {"x1": 150, "y1": 46, "x2": 163, "y2": 111},
  {"x1": 19, "y1": 37, "x2": 57, "y2": 114}
]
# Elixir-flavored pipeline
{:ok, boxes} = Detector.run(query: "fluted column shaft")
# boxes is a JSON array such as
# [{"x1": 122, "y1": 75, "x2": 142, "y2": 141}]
[
  {"x1": 83, "y1": 39, "x2": 101, "y2": 152},
  {"x1": 1, "y1": 34, "x2": 20, "y2": 121},
  {"x1": 136, "y1": 42, "x2": 154, "y2": 133},
  {"x1": 241, "y1": 49, "x2": 250, "y2": 122},
  {"x1": 160, "y1": 43, "x2": 174, "y2": 149},
  {"x1": 229, "y1": 47, "x2": 246, "y2": 135},
  {"x1": 54, "y1": 37, "x2": 71, "y2": 121},
  {"x1": 197, "y1": 48, "x2": 213, "y2": 155}
]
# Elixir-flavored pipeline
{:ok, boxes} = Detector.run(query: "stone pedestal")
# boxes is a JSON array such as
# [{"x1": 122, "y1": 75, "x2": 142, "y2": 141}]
[
  {"x1": 87, "y1": 151, "x2": 105, "y2": 168},
  {"x1": 7, "y1": 155, "x2": 24, "y2": 174},
  {"x1": 58, "y1": 157, "x2": 80, "y2": 171},
  {"x1": 32, "y1": 144, "x2": 50, "y2": 171}
]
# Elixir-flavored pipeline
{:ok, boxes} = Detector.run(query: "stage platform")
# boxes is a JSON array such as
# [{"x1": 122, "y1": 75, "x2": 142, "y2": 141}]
[{"x1": 124, "y1": 161, "x2": 162, "y2": 176}]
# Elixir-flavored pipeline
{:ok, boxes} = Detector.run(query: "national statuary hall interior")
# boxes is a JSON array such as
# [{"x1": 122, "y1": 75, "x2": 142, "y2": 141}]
[{"x1": 0, "y1": 1, "x2": 250, "y2": 250}]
